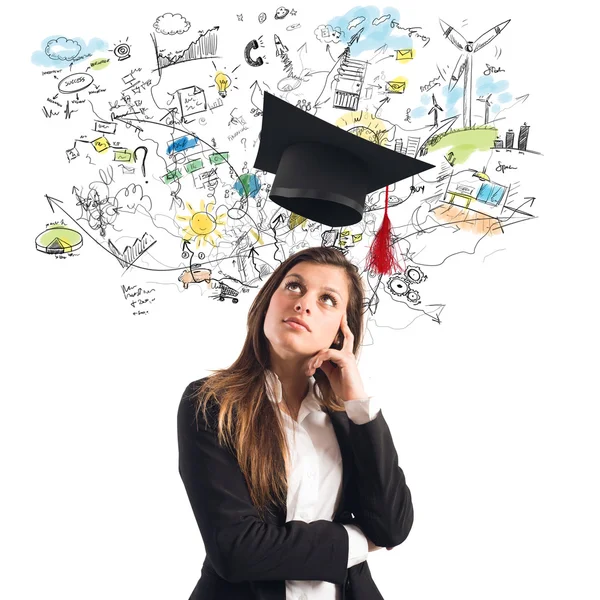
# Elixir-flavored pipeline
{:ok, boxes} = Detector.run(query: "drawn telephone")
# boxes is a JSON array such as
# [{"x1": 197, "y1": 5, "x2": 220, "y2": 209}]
[{"x1": 244, "y1": 39, "x2": 264, "y2": 67}]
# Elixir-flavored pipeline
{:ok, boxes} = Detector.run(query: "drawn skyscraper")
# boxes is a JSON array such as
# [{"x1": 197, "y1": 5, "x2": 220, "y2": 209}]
[
  {"x1": 394, "y1": 139, "x2": 403, "y2": 153},
  {"x1": 518, "y1": 123, "x2": 530, "y2": 151},
  {"x1": 406, "y1": 136, "x2": 421, "y2": 158},
  {"x1": 506, "y1": 129, "x2": 514, "y2": 149}
]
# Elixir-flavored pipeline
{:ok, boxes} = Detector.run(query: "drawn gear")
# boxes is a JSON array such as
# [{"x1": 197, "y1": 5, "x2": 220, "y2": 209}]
[
  {"x1": 404, "y1": 266, "x2": 426, "y2": 284},
  {"x1": 386, "y1": 276, "x2": 411, "y2": 297},
  {"x1": 406, "y1": 290, "x2": 421, "y2": 304}
]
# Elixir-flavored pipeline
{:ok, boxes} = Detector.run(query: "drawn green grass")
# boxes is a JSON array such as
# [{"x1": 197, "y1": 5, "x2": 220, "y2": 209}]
[{"x1": 425, "y1": 126, "x2": 498, "y2": 164}]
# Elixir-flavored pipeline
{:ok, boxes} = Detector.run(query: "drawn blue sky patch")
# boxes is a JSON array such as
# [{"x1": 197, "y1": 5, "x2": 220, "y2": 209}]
[
  {"x1": 326, "y1": 6, "x2": 412, "y2": 54},
  {"x1": 476, "y1": 75, "x2": 509, "y2": 96},
  {"x1": 411, "y1": 106, "x2": 427, "y2": 119},
  {"x1": 31, "y1": 36, "x2": 109, "y2": 68}
]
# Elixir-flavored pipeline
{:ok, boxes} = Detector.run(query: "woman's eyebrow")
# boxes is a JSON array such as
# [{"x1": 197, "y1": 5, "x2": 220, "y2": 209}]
[{"x1": 284, "y1": 273, "x2": 341, "y2": 296}]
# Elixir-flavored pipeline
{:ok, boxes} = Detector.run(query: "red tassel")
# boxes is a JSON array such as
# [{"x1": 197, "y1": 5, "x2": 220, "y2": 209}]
[{"x1": 366, "y1": 186, "x2": 402, "y2": 275}]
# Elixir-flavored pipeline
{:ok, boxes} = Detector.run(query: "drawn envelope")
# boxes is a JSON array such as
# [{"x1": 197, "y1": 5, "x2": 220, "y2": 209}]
[
  {"x1": 396, "y1": 49, "x2": 414, "y2": 61},
  {"x1": 385, "y1": 81, "x2": 406, "y2": 93}
]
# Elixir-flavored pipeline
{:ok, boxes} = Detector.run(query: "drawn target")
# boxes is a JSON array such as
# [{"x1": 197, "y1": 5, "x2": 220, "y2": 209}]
[
  {"x1": 244, "y1": 39, "x2": 264, "y2": 67},
  {"x1": 114, "y1": 43, "x2": 131, "y2": 61}
]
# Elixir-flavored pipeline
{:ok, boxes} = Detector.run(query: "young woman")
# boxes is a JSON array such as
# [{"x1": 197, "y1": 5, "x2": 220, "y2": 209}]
[{"x1": 177, "y1": 246, "x2": 414, "y2": 600}]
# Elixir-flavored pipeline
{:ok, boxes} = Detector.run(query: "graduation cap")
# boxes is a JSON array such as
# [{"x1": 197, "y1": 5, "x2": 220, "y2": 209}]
[
  {"x1": 253, "y1": 91, "x2": 434, "y2": 226},
  {"x1": 252, "y1": 92, "x2": 435, "y2": 274}
]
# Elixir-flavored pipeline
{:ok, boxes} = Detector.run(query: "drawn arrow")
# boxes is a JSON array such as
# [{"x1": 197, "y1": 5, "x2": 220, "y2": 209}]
[
  {"x1": 375, "y1": 96, "x2": 391, "y2": 117},
  {"x1": 249, "y1": 80, "x2": 264, "y2": 112},
  {"x1": 325, "y1": 43, "x2": 336, "y2": 62},
  {"x1": 46, "y1": 194, "x2": 63, "y2": 213},
  {"x1": 271, "y1": 214, "x2": 286, "y2": 228}
]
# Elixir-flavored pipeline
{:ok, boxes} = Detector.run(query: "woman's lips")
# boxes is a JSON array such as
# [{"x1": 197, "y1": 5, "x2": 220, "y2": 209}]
[{"x1": 284, "y1": 320, "x2": 309, "y2": 331}]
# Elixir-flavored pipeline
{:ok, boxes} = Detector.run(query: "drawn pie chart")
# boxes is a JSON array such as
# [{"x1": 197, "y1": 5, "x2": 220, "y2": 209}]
[{"x1": 35, "y1": 225, "x2": 83, "y2": 254}]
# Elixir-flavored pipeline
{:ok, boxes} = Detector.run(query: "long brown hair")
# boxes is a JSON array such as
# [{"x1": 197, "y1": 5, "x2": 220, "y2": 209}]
[{"x1": 193, "y1": 246, "x2": 366, "y2": 521}]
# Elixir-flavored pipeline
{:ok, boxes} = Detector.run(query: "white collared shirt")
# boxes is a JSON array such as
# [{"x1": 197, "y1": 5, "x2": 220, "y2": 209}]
[{"x1": 264, "y1": 369, "x2": 382, "y2": 600}]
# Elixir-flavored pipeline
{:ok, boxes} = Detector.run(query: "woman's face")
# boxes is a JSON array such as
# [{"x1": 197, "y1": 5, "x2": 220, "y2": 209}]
[{"x1": 263, "y1": 262, "x2": 350, "y2": 359}]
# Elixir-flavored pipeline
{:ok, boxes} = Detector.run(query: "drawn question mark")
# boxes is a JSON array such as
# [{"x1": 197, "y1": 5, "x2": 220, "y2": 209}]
[
  {"x1": 240, "y1": 138, "x2": 247, "y2": 149},
  {"x1": 134, "y1": 146, "x2": 148, "y2": 178}
]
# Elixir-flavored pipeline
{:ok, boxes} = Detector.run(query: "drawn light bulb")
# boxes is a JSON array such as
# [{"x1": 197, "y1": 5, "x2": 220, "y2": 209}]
[{"x1": 215, "y1": 72, "x2": 231, "y2": 98}]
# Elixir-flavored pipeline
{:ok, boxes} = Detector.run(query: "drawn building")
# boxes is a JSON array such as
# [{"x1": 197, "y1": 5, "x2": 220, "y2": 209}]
[
  {"x1": 505, "y1": 129, "x2": 514, "y2": 149},
  {"x1": 444, "y1": 170, "x2": 508, "y2": 213},
  {"x1": 333, "y1": 53, "x2": 367, "y2": 111},
  {"x1": 518, "y1": 123, "x2": 530, "y2": 151},
  {"x1": 394, "y1": 139, "x2": 403, "y2": 153},
  {"x1": 406, "y1": 136, "x2": 420, "y2": 158}
]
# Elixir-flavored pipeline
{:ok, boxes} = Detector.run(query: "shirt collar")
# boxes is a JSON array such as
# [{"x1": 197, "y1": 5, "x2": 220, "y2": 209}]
[{"x1": 265, "y1": 369, "x2": 324, "y2": 423}]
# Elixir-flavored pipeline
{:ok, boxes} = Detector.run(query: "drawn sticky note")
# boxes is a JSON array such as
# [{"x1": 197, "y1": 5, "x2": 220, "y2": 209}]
[
  {"x1": 66, "y1": 147, "x2": 79, "y2": 162},
  {"x1": 113, "y1": 150, "x2": 132, "y2": 162},
  {"x1": 385, "y1": 81, "x2": 406, "y2": 93},
  {"x1": 95, "y1": 121, "x2": 117, "y2": 134},
  {"x1": 92, "y1": 137, "x2": 110, "y2": 153},
  {"x1": 162, "y1": 169, "x2": 183, "y2": 184},
  {"x1": 166, "y1": 136, "x2": 200, "y2": 155},
  {"x1": 396, "y1": 49, "x2": 414, "y2": 61},
  {"x1": 209, "y1": 152, "x2": 229, "y2": 165},
  {"x1": 177, "y1": 86, "x2": 208, "y2": 118},
  {"x1": 185, "y1": 159, "x2": 204, "y2": 173}
]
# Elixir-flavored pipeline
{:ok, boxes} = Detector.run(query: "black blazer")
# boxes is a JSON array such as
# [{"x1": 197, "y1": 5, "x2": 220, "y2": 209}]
[{"x1": 177, "y1": 377, "x2": 414, "y2": 600}]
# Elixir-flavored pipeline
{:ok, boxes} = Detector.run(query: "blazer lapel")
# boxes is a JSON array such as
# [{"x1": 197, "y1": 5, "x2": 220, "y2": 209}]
[{"x1": 324, "y1": 406, "x2": 355, "y2": 522}]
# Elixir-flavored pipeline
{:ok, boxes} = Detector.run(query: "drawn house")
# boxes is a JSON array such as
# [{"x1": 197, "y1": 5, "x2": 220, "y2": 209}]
[{"x1": 444, "y1": 169, "x2": 508, "y2": 217}]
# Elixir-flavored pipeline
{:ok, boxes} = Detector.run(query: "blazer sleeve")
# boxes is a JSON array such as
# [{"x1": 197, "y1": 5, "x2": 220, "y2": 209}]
[
  {"x1": 177, "y1": 379, "x2": 351, "y2": 585},
  {"x1": 346, "y1": 408, "x2": 414, "y2": 549}
]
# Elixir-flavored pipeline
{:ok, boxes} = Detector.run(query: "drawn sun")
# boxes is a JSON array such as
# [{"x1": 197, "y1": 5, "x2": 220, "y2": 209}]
[
  {"x1": 177, "y1": 199, "x2": 227, "y2": 248},
  {"x1": 335, "y1": 111, "x2": 391, "y2": 146}
]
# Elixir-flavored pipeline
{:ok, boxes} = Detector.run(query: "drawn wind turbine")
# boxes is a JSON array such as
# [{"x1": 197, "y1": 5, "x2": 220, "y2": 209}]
[
  {"x1": 428, "y1": 93, "x2": 444, "y2": 128},
  {"x1": 477, "y1": 93, "x2": 492, "y2": 124},
  {"x1": 439, "y1": 18, "x2": 510, "y2": 128}
]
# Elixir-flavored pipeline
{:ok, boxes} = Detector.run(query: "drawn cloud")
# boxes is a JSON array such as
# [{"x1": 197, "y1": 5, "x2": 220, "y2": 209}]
[
  {"x1": 372, "y1": 15, "x2": 391, "y2": 26},
  {"x1": 314, "y1": 24, "x2": 342, "y2": 44},
  {"x1": 45, "y1": 37, "x2": 82, "y2": 61},
  {"x1": 154, "y1": 13, "x2": 191, "y2": 35},
  {"x1": 348, "y1": 17, "x2": 366, "y2": 30}
]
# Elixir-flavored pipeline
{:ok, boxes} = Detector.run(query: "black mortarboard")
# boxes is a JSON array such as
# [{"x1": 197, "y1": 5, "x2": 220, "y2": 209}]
[{"x1": 253, "y1": 91, "x2": 435, "y2": 227}]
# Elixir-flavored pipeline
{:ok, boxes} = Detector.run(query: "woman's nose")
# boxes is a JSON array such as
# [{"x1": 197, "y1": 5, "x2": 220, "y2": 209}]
[{"x1": 295, "y1": 301, "x2": 310, "y2": 313}]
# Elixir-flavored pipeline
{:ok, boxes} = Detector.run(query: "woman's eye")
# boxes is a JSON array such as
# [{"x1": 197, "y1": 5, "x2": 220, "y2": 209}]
[
  {"x1": 285, "y1": 282, "x2": 337, "y2": 306},
  {"x1": 322, "y1": 295, "x2": 337, "y2": 307}
]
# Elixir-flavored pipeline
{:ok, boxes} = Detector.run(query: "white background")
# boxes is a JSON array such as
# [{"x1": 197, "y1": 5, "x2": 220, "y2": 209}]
[{"x1": 2, "y1": 1, "x2": 597, "y2": 599}]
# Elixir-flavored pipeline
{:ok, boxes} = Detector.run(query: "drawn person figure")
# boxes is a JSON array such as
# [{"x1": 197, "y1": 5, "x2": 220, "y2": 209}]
[{"x1": 177, "y1": 246, "x2": 414, "y2": 600}]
